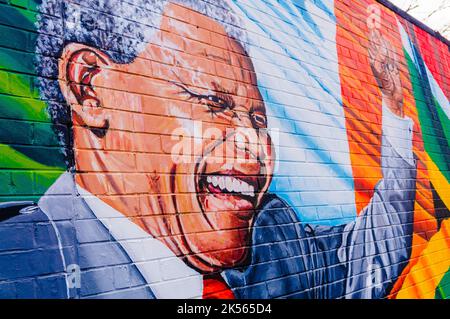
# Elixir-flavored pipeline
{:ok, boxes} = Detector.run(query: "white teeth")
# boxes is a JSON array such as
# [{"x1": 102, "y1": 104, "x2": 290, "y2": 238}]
[
  {"x1": 233, "y1": 178, "x2": 241, "y2": 193},
  {"x1": 225, "y1": 176, "x2": 233, "y2": 192},
  {"x1": 241, "y1": 181, "x2": 250, "y2": 195},
  {"x1": 249, "y1": 185, "x2": 255, "y2": 197},
  {"x1": 218, "y1": 176, "x2": 225, "y2": 190},
  {"x1": 205, "y1": 175, "x2": 256, "y2": 198},
  {"x1": 212, "y1": 176, "x2": 218, "y2": 187}
]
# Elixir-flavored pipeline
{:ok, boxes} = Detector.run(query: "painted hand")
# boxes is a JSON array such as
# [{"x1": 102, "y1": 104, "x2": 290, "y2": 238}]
[{"x1": 368, "y1": 29, "x2": 404, "y2": 117}]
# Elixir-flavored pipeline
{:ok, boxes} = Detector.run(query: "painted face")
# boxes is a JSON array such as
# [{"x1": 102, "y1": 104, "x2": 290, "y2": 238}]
[{"x1": 67, "y1": 3, "x2": 274, "y2": 272}]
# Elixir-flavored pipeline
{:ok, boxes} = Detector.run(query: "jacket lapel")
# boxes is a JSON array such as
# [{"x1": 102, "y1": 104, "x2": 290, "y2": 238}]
[{"x1": 39, "y1": 173, "x2": 155, "y2": 299}]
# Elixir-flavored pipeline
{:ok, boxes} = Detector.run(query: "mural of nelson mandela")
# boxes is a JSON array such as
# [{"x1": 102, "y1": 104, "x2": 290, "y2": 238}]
[{"x1": 0, "y1": 0, "x2": 417, "y2": 299}]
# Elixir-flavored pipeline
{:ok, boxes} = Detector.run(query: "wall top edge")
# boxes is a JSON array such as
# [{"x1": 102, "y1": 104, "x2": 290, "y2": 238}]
[{"x1": 376, "y1": 0, "x2": 450, "y2": 47}]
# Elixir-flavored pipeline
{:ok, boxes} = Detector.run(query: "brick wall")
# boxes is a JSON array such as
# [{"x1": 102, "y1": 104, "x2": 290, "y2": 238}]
[{"x1": 0, "y1": 0, "x2": 449, "y2": 299}]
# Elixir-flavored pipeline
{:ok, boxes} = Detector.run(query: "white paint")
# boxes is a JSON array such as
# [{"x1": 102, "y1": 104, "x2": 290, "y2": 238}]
[{"x1": 390, "y1": 0, "x2": 450, "y2": 38}]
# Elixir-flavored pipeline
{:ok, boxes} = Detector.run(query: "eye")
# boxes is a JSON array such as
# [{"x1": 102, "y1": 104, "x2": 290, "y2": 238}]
[
  {"x1": 202, "y1": 94, "x2": 232, "y2": 114},
  {"x1": 251, "y1": 111, "x2": 267, "y2": 128},
  {"x1": 171, "y1": 82, "x2": 235, "y2": 116}
]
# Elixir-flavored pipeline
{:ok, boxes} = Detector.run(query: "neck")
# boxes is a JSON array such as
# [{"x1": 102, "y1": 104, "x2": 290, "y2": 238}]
[
  {"x1": 382, "y1": 94, "x2": 404, "y2": 117},
  {"x1": 75, "y1": 171, "x2": 186, "y2": 258}
]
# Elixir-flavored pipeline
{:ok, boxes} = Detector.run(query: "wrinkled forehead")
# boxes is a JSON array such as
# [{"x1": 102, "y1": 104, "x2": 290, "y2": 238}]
[{"x1": 140, "y1": 2, "x2": 258, "y2": 91}]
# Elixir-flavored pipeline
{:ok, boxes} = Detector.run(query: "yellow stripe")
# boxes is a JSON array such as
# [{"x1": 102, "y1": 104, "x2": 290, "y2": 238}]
[
  {"x1": 425, "y1": 153, "x2": 450, "y2": 209},
  {"x1": 396, "y1": 220, "x2": 450, "y2": 299}
]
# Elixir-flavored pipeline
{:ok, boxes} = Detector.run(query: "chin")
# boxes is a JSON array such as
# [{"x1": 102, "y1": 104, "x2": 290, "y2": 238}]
[{"x1": 187, "y1": 242, "x2": 250, "y2": 273}]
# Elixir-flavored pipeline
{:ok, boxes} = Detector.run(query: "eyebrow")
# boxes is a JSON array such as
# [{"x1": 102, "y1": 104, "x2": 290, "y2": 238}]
[
  {"x1": 251, "y1": 103, "x2": 266, "y2": 114},
  {"x1": 211, "y1": 81, "x2": 237, "y2": 96},
  {"x1": 211, "y1": 81, "x2": 266, "y2": 115}
]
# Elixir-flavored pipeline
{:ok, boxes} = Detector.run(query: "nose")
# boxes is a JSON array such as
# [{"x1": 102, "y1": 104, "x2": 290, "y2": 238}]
[
  {"x1": 230, "y1": 111, "x2": 265, "y2": 163},
  {"x1": 231, "y1": 109, "x2": 254, "y2": 129}
]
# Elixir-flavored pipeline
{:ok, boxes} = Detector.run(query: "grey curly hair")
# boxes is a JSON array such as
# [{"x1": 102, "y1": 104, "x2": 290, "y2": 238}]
[{"x1": 35, "y1": 0, "x2": 248, "y2": 167}]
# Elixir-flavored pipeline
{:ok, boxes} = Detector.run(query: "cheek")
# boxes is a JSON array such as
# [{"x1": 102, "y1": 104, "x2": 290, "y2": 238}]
[
  {"x1": 174, "y1": 168, "x2": 197, "y2": 193},
  {"x1": 263, "y1": 137, "x2": 275, "y2": 169},
  {"x1": 72, "y1": 122, "x2": 107, "y2": 158}
]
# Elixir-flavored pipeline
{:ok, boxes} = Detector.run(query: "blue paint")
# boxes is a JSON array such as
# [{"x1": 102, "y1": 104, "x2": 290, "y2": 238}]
[{"x1": 232, "y1": 0, "x2": 356, "y2": 225}]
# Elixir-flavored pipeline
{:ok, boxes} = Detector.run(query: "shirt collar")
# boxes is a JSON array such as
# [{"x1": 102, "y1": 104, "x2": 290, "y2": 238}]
[{"x1": 75, "y1": 184, "x2": 204, "y2": 299}]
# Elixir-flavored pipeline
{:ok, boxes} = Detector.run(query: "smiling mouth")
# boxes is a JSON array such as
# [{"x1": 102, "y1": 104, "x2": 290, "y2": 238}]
[
  {"x1": 197, "y1": 169, "x2": 263, "y2": 217},
  {"x1": 201, "y1": 172, "x2": 257, "y2": 200}
]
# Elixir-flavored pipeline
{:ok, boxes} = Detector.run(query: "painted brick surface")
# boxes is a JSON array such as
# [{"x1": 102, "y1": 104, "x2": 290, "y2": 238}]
[{"x1": 0, "y1": 0, "x2": 449, "y2": 299}]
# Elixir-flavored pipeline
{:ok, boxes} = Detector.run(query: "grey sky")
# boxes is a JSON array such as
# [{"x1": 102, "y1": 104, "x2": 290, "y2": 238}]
[{"x1": 389, "y1": 0, "x2": 450, "y2": 39}]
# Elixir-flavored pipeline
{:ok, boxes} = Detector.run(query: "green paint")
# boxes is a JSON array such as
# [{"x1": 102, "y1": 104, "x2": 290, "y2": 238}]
[
  {"x1": 405, "y1": 49, "x2": 450, "y2": 182},
  {"x1": 0, "y1": 3, "x2": 36, "y2": 31},
  {"x1": 0, "y1": 145, "x2": 64, "y2": 202},
  {"x1": 0, "y1": 169, "x2": 63, "y2": 199},
  {"x1": 0, "y1": 195, "x2": 42, "y2": 203},
  {"x1": 10, "y1": 0, "x2": 29, "y2": 9},
  {"x1": 0, "y1": 144, "x2": 64, "y2": 171},
  {"x1": 34, "y1": 170, "x2": 64, "y2": 194},
  {"x1": 0, "y1": 94, "x2": 50, "y2": 122},
  {"x1": 435, "y1": 97, "x2": 450, "y2": 146},
  {"x1": 10, "y1": 144, "x2": 66, "y2": 168},
  {"x1": 0, "y1": 24, "x2": 36, "y2": 52},
  {"x1": 0, "y1": 3, "x2": 65, "y2": 202},
  {"x1": 0, "y1": 47, "x2": 36, "y2": 74},
  {"x1": 435, "y1": 268, "x2": 450, "y2": 299}
]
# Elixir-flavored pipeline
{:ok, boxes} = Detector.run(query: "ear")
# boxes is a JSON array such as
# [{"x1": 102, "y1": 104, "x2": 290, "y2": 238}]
[{"x1": 59, "y1": 43, "x2": 111, "y2": 137}]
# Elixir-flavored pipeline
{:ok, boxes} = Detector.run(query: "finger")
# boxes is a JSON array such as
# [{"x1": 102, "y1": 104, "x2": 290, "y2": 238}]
[
  {"x1": 368, "y1": 45, "x2": 376, "y2": 62},
  {"x1": 389, "y1": 43, "x2": 400, "y2": 71},
  {"x1": 384, "y1": 38, "x2": 393, "y2": 60},
  {"x1": 382, "y1": 40, "x2": 393, "y2": 70},
  {"x1": 368, "y1": 49, "x2": 382, "y2": 73},
  {"x1": 370, "y1": 28, "x2": 380, "y2": 40},
  {"x1": 368, "y1": 33, "x2": 381, "y2": 61},
  {"x1": 385, "y1": 39, "x2": 399, "y2": 73},
  {"x1": 372, "y1": 29, "x2": 382, "y2": 46}
]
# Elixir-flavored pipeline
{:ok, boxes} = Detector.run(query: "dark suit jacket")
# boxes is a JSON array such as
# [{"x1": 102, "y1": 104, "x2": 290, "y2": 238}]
[{"x1": 0, "y1": 182, "x2": 155, "y2": 299}]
